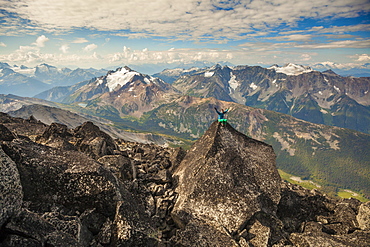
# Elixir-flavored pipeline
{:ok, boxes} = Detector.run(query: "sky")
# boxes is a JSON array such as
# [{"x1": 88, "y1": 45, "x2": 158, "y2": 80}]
[{"x1": 0, "y1": 0, "x2": 369, "y2": 71}]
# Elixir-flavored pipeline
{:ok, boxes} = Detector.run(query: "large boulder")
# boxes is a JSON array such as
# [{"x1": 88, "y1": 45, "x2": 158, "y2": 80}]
[
  {"x1": 171, "y1": 121, "x2": 281, "y2": 245},
  {"x1": 73, "y1": 121, "x2": 117, "y2": 159},
  {"x1": 0, "y1": 147, "x2": 23, "y2": 227},
  {"x1": 357, "y1": 201, "x2": 370, "y2": 230}
]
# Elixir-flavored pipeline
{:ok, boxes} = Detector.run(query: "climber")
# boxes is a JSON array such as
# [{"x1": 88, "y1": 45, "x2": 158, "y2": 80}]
[{"x1": 214, "y1": 107, "x2": 229, "y2": 125}]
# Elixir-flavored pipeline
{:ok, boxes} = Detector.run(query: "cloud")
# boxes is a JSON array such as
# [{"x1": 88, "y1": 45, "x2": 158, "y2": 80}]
[
  {"x1": 72, "y1": 38, "x2": 88, "y2": 43},
  {"x1": 300, "y1": 54, "x2": 312, "y2": 61},
  {"x1": 357, "y1": 54, "x2": 370, "y2": 62},
  {"x1": 33, "y1": 35, "x2": 49, "y2": 47},
  {"x1": 59, "y1": 44, "x2": 69, "y2": 54},
  {"x1": 2, "y1": 0, "x2": 369, "y2": 41},
  {"x1": 268, "y1": 34, "x2": 313, "y2": 42},
  {"x1": 0, "y1": 42, "x2": 6, "y2": 47},
  {"x1": 83, "y1": 43, "x2": 97, "y2": 52},
  {"x1": 108, "y1": 47, "x2": 235, "y2": 65},
  {"x1": 296, "y1": 39, "x2": 370, "y2": 49}
]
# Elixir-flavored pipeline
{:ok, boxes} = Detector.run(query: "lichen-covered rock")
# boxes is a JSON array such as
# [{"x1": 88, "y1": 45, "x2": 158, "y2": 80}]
[
  {"x1": 97, "y1": 155, "x2": 133, "y2": 181},
  {"x1": 277, "y1": 182, "x2": 334, "y2": 233},
  {"x1": 172, "y1": 121, "x2": 281, "y2": 245},
  {"x1": 2, "y1": 139, "x2": 119, "y2": 217},
  {"x1": 73, "y1": 121, "x2": 117, "y2": 159},
  {"x1": 290, "y1": 231, "x2": 370, "y2": 247},
  {"x1": 357, "y1": 201, "x2": 370, "y2": 230},
  {"x1": 0, "y1": 147, "x2": 23, "y2": 227}
]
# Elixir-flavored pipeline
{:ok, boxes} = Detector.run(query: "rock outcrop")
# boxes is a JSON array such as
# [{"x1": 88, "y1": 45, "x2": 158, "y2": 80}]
[
  {"x1": 1, "y1": 113, "x2": 369, "y2": 246},
  {"x1": 171, "y1": 121, "x2": 282, "y2": 246},
  {"x1": 0, "y1": 147, "x2": 23, "y2": 227}
]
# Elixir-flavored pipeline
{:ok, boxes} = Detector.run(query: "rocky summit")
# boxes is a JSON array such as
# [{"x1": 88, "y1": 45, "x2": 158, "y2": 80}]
[
  {"x1": 172, "y1": 121, "x2": 281, "y2": 246},
  {"x1": 0, "y1": 112, "x2": 369, "y2": 246}
]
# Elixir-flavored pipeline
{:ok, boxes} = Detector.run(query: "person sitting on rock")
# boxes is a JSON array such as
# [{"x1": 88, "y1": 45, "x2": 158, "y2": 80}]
[{"x1": 214, "y1": 107, "x2": 229, "y2": 125}]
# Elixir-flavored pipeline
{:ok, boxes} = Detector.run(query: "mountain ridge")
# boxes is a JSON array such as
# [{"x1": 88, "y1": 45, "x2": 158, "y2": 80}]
[{"x1": 167, "y1": 64, "x2": 370, "y2": 134}]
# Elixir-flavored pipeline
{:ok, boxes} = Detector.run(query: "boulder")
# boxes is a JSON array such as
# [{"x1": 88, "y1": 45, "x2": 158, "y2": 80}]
[
  {"x1": 0, "y1": 147, "x2": 23, "y2": 227},
  {"x1": 172, "y1": 121, "x2": 281, "y2": 245},
  {"x1": 73, "y1": 121, "x2": 117, "y2": 159},
  {"x1": 357, "y1": 201, "x2": 370, "y2": 230},
  {"x1": 0, "y1": 124, "x2": 16, "y2": 141}
]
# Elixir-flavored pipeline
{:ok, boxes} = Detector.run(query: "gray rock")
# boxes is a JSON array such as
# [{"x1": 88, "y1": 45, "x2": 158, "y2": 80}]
[
  {"x1": 290, "y1": 231, "x2": 370, "y2": 247},
  {"x1": 172, "y1": 121, "x2": 281, "y2": 245},
  {"x1": 97, "y1": 155, "x2": 133, "y2": 181},
  {"x1": 1, "y1": 234, "x2": 42, "y2": 247},
  {"x1": 96, "y1": 218, "x2": 112, "y2": 245},
  {"x1": 357, "y1": 201, "x2": 370, "y2": 230},
  {"x1": 0, "y1": 147, "x2": 23, "y2": 227},
  {"x1": 5, "y1": 208, "x2": 56, "y2": 243},
  {"x1": 2, "y1": 139, "x2": 120, "y2": 217},
  {"x1": 73, "y1": 121, "x2": 117, "y2": 159},
  {"x1": 0, "y1": 124, "x2": 16, "y2": 141}
]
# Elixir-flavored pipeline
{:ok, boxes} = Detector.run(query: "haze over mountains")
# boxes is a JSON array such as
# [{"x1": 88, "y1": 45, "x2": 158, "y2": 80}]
[{"x1": 0, "y1": 62, "x2": 107, "y2": 97}]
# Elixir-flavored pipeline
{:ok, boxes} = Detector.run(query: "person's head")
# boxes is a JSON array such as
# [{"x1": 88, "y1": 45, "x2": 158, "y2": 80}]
[{"x1": 221, "y1": 109, "x2": 224, "y2": 112}]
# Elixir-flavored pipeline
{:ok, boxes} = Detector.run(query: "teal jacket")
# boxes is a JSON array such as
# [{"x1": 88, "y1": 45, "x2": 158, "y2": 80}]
[{"x1": 215, "y1": 108, "x2": 228, "y2": 119}]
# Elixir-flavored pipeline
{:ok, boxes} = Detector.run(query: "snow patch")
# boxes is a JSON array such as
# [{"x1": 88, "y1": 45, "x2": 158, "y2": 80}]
[
  {"x1": 96, "y1": 79, "x2": 104, "y2": 85},
  {"x1": 106, "y1": 67, "x2": 139, "y2": 92},
  {"x1": 320, "y1": 109, "x2": 328, "y2": 114},
  {"x1": 78, "y1": 103, "x2": 87, "y2": 108},
  {"x1": 204, "y1": 71, "x2": 214, "y2": 77},
  {"x1": 228, "y1": 72, "x2": 240, "y2": 90},
  {"x1": 250, "y1": 82, "x2": 258, "y2": 90},
  {"x1": 333, "y1": 85, "x2": 340, "y2": 92},
  {"x1": 318, "y1": 91, "x2": 323, "y2": 95},
  {"x1": 268, "y1": 63, "x2": 313, "y2": 76},
  {"x1": 12, "y1": 67, "x2": 36, "y2": 76}
]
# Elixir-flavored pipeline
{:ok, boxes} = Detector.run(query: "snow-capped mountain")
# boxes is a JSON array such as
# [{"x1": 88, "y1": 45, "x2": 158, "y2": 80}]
[
  {"x1": 268, "y1": 63, "x2": 313, "y2": 76},
  {"x1": 61, "y1": 67, "x2": 179, "y2": 117},
  {"x1": 0, "y1": 63, "x2": 107, "y2": 97},
  {"x1": 0, "y1": 66, "x2": 50, "y2": 97},
  {"x1": 167, "y1": 64, "x2": 370, "y2": 134}
]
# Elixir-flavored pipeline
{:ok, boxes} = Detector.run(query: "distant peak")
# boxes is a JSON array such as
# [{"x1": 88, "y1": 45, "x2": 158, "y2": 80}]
[
  {"x1": 322, "y1": 69, "x2": 338, "y2": 76},
  {"x1": 268, "y1": 63, "x2": 313, "y2": 76}
]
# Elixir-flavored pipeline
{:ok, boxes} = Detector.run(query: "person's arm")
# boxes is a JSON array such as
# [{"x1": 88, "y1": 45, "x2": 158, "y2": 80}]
[
  {"x1": 224, "y1": 109, "x2": 229, "y2": 113},
  {"x1": 214, "y1": 107, "x2": 221, "y2": 114}
]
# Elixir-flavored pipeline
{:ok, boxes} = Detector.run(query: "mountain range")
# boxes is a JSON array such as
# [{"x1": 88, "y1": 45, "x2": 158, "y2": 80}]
[
  {"x1": 0, "y1": 62, "x2": 107, "y2": 97},
  {"x1": 154, "y1": 63, "x2": 370, "y2": 134},
  {"x1": 2, "y1": 64, "x2": 367, "y2": 198}
]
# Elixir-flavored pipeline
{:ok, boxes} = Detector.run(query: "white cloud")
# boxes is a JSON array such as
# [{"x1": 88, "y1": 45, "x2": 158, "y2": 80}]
[
  {"x1": 108, "y1": 47, "x2": 235, "y2": 65},
  {"x1": 83, "y1": 43, "x2": 97, "y2": 52},
  {"x1": 72, "y1": 38, "x2": 88, "y2": 43},
  {"x1": 0, "y1": 42, "x2": 6, "y2": 47},
  {"x1": 2, "y1": 0, "x2": 369, "y2": 41},
  {"x1": 33, "y1": 35, "x2": 49, "y2": 47},
  {"x1": 268, "y1": 34, "x2": 313, "y2": 41},
  {"x1": 357, "y1": 54, "x2": 370, "y2": 62},
  {"x1": 296, "y1": 39, "x2": 370, "y2": 49},
  {"x1": 300, "y1": 54, "x2": 312, "y2": 61},
  {"x1": 59, "y1": 44, "x2": 69, "y2": 53}
]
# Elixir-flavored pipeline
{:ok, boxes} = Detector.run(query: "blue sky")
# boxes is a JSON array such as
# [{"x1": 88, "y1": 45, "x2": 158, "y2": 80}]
[{"x1": 0, "y1": 0, "x2": 369, "y2": 71}]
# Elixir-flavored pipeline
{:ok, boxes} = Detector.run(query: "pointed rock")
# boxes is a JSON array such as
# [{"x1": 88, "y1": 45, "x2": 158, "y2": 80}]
[{"x1": 171, "y1": 121, "x2": 281, "y2": 244}]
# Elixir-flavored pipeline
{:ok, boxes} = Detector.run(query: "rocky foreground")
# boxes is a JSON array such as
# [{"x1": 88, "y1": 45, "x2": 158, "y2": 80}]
[{"x1": 0, "y1": 112, "x2": 369, "y2": 246}]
